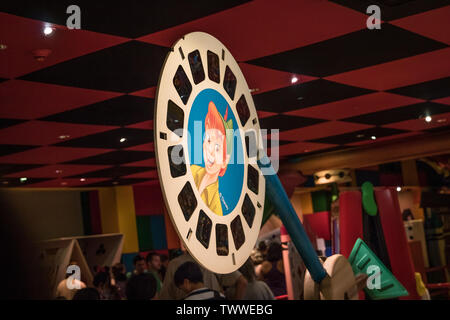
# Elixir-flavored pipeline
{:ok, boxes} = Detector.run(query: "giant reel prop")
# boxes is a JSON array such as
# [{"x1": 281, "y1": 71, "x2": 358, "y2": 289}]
[
  {"x1": 155, "y1": 32, "x2": 265, "y2": 274},
  {"x1": 155, "y1": 32, "x2": 364, "y2": 298}
]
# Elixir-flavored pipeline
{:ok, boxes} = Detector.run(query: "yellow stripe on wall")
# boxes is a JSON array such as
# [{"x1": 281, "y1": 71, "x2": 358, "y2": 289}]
[
  {"x1": 98, "y1": 187, "x2": 119, "y2": 234},
  {"x1": 115, "y1": 186, "x2": 139, "y2": 254}
]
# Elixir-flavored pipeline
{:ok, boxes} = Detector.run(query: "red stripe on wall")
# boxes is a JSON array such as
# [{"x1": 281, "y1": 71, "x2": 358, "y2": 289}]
[{"x1": 89, "y1": 190, "x2": 102, "y2": 234}]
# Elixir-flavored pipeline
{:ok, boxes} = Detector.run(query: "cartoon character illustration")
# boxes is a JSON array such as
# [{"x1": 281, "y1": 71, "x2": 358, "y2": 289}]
[{"x1": 191, "y1": 101, "x2": 233, "y2": 216}]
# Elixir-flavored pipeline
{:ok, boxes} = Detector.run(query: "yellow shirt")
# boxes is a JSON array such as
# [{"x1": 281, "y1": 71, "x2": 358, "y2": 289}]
[{"x1": 190, "y1": 165, "x2": 223, "y2": 216}]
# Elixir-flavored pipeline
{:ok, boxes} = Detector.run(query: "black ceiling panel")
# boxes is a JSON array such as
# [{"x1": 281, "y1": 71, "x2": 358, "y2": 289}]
[
  {"x1": 259, "y1": 114, "x2": 325, "y2": 131},
  {"x1": 0, "y1": 119, "x2": 26, "y2": 130},
  {"x1": 329, "y1": 0, "x2": 449, "y2": 21},
  {"x1": 0, "y1": 0, "x2": 250, "y2": 38},
  {"x1": 42, "y1": 95, "x2": 154, "y2": 125},
  {"x1": 81, "y1": 178, "x2": 153, "y2": 187},
  {"x1": 387, "y1": 77, "x2": 450, "y2": 100},
  {"x1": 19, "y1": 41, "x2": 169, "y2": 93},
  {"x1": 0, "y1": 177, "x2": 51, "y2": 187},
  {"x1": 343, "y1": 102, "x2": 449, "y2": 125},
  {"x1": 309, "y1": 127, "x2": 407, "y2": 145},
  {"x1": 54, "y1": 128, "x2": 152, "y2": 149},
  {"x1": 252, "y1": 79, "x2": 374, "y2": 112},
  {"x1": 65, "y1": 150, "x2": 154, "y2": 165},
  {"x1": 0, "y1": 164, "x2": 44, "y2": 177},
  {"x1": 0, "y1": 145, "x2": 37, "y2": 157},
  {"x1": 246, "y1": 23, "x2": 447, "y2": 77}
]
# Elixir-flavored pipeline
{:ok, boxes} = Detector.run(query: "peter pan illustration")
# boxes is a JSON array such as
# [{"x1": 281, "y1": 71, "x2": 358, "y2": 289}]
[{"x1": 191, "y1": 101, "x2": 233, "y2": 216}]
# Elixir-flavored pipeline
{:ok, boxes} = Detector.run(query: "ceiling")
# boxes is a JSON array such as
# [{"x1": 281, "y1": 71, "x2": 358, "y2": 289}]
[{"x1": 0, "y1": 0, "x2": 449, "y2": 188}]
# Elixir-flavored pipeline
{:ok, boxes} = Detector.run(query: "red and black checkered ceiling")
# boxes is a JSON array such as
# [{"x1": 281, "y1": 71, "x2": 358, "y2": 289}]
[{"x1": 0, "y1": 0, "x2": 449, "y2": 188}]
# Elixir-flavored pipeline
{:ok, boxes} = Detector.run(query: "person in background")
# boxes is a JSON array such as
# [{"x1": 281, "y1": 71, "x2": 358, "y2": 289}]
[
  {"x1": 146, "y1": 252, "x2": 163, "y2": 294},
  {"x1": 111, "y1": 263, "x2": 127, "y2": 300},
  {"x1": 160, "y1": 254, "x2": 169, "y2": 281},
  {"x1": 55, "y1": 260, "x2": 87, "y2": 300},
  {"x1": 126, "y1": 273, "x2": 157, "y2": 300},
  {"x1": 174, "y1": 262, "x2": 225, "y2": 300},
  {"x1": 259, "y1": 242, "x2": 287, "y2": 297},
  {"x1": 72, "y1": 288, "x2": 100, "y2": 300},
  {"x1": 159, "y1": 250, "x2": 247, "y2": 300},
  {"x1": 93, "y1": 268, "x2": 121, "y2": 300},
  {"x1": 238, "y1": 258, "x2": 275, "y2": 300},
  {"x1": 128, "y1": 255, "x2": 147, "y2": 277}
]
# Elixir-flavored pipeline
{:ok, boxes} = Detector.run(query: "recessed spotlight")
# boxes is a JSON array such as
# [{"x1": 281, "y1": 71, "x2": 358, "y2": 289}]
[
  {"x1": 357, "y1": 134, "x2": 365, "y2": 138},
  {"x1": 55, "y1": 169, "x2": 62, "y2": 174},
  {"x1": 61, "y1": 182, "x2": 67, "y2": 186},
  {"x1": 43, "y1": 26, "x2": 53, "y2": 36},
  {"x1": 249, "y1": 88, "x2": 260, "y2": 93},
  {"x1": 2, "y1": 181, "x2": 9, "y2": 185},
  {"x1": 80, "y1": 178, "x2": 86, "y2": 182},
  {"x1": 425, "y1": 115, "x2": 432, "y2": 123},
  {"x1": 371, "y1": 136, "x2": 377, "y2": 140},
  {"x1": 437, "y1": 118, "x2": 447, "y2": 123},
  {"x1": 0, "y1": 44, "x2": 7, "y2": 50},
  {"x1": 291, "y1": 76, "x2": 298, "y2": 84},
  {"x1": 396, "y1": 186, "x2": 402, "y2": 192},
  {"x1": 20, "y1": 177, "x2": 27, "y2": 182},
  {"x1": 119, "y1": 137, "x2": 127, "y2": 143},
  {"x1": 112, "y1": 181, "x2": 119, "y2": 185},
  {"x1": 59, "y1": 135, "x2": 70, "y2": 139}
]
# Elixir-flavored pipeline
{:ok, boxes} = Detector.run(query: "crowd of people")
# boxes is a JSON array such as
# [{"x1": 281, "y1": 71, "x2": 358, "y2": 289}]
[{"x1": 56, "y1": 240, "x2": 287, "y2": 300}]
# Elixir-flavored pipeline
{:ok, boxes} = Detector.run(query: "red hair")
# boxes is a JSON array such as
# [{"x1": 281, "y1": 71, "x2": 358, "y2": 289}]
[{"x1": 205, "y1": 101, "x2": 228, "y2": 176}]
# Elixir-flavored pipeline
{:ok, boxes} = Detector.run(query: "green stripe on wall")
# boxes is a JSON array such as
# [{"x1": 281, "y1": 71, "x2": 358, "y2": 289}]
[{"x1": 136, "y1": 215, "x2": 153, "y2": 251}]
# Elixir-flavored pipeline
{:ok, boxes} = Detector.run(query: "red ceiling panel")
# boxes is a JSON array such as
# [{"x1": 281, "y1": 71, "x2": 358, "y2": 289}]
[
  {"x1": 0, "y1": 120, "x2": 116, "y2": 145},
  {"x1": 123, "y1": 170, "x2": 158, "y2": 179},
  {"x1": 326, "y1": 48, "x2": 450, "y2": 91},
  {"x1": 123, "y1": 158, "x2": 157, "y2": 167},
  {"x1": 130, "y1": 87, "x2": 157, "y2": 99},
  {"x1": 125, "y1": 142, "x2": 154, "y2": 152},
  {"x1": 432, "y1": 97, "x2": 450, "y2": 105},
  {"x1": 0, "y1": 80, "x2": 122, "y2": 119},
  {"x1": 391, "y1": 6, "x2": 450, "y2": 45},
  {"x1": 383, "y1": 112, "x2": 450, "y2": 131},
  {"x1": 239, "y1": 62, "x2": 316, "y2": 94},
  {"x1": 284, "y1": 92, "x2": 425, "y2": 120},
  {"x1": 126, "y1": 120, "x2": 153, "y2": 130},
  {"x1": 0, "y1": 146, "x2": 112, "y2": 164},
  {"x1": 0, "y1": 12, "x2": 128, "y2": 78},
  {"x1": 138, "y1": 0, "x2": 367, "y2": 61},
  {"x1": 276, "y1": 141, "x2": 337, "y2": 157}
]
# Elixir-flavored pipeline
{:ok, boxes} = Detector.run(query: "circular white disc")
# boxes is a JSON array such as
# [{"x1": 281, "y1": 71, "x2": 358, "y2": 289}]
[{"x1": 154, "y1": 32, "x2": 265, "y2": 274}]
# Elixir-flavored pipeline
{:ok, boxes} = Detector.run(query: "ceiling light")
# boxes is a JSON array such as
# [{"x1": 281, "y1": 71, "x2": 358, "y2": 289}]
[
  {"x1": 120, "y1": 137, "x2": 127, "y2": 143},
  {"x1": 61, "y1": 182, "x2": 67, "y2": 186},
  {"x1": 396, "y1": 186, "x2": 402, "y2": 192},
  {"x1": 20, "y1": 177, "x2": 27, "y2": 182},
  {"x1": 437, "y1": 118, "x2": 447, "y2": 123},
  {"x1": 249, "y1": 88, "x2": 260, "y2": 93},
  {"x1": 0, "y1": 44, "x2": 7, "y2": 50},
  {"x1": 43, "y1": 26, "x2": 53, "y2": 36},
  {"x1": 291, "y1": 76, "x2": 298, "y2": 84},
  {"x1": 80, "y1": 178, "x2": 86, "y2": 182},
  {"x1": 112, "y1": 181, "x2": 119, "y2": 185},
  {"x1": 371, "y1": 136, "x2": 377, "y2": 140},
  {"x1": 2, "y1": 181, "x2": 9, "y2": 185},
  {"x1": 59, "y1": 135, "x2": 70, "y2": 139},
  {"x1": 425, "y1": 115, "x2": 432, "y2": 123},
  {"x1": 357, "y1": 134, "x2": 365, "y2": 138},
  {"x1": 55, "y1": 169, "x2": 62, "y2": 174}
]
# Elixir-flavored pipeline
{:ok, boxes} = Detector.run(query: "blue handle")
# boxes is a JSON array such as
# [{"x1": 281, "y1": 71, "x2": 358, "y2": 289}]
[{"x1": 258, "y1": 156, "x2": 327, "y2": 283}]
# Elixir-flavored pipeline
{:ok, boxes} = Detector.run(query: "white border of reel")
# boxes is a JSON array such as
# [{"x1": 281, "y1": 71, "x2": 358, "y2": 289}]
[{"x1": 154, "y1": 32, "x2": 265, "y2": 274}]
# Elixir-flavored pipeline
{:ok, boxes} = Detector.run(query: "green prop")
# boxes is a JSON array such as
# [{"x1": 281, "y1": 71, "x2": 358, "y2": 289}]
[
  {"x1": 361, "y1": 181, "x2": 377, "y2": 216},
  {"x1": 349, "y1": 238, "x2": 408, "y2": 300}
]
